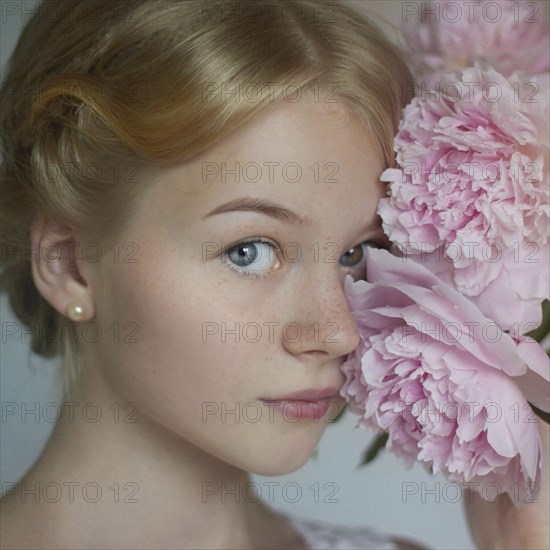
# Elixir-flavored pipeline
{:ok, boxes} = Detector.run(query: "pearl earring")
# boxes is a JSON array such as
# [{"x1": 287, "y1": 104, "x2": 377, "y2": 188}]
[{"x1": 66, "y1": 303, "x2": 87, "y2": 321}]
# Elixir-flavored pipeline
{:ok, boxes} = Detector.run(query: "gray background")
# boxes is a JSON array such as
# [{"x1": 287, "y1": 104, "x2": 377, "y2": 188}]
[{"x1": 4, "y1": 1, "x2": 548, "y2": 548}]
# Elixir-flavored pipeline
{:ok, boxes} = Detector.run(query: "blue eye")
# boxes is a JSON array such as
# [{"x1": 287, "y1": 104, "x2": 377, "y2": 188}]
[{"x1": 224, "y1": 239, "x2": 280, "y2": 279}]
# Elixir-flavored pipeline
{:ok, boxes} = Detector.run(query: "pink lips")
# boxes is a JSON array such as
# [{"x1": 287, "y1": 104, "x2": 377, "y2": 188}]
[
  {"x1": 259, "y1": 387, "x2": 341, "y2": 421},
  {"x1": 262, "y1": 387, "x2": 340, "y2": 402}
]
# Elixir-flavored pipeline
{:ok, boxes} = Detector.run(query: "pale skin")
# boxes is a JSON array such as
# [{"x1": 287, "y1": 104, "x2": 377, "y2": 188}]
[{"x1": 1, "y1": 90, "x2": 548, "y2": 549}]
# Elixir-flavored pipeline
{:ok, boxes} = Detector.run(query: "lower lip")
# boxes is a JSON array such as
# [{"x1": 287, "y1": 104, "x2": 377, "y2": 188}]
[{"x1": 260, "y1": 397, "x2": 334, "y2": 420}]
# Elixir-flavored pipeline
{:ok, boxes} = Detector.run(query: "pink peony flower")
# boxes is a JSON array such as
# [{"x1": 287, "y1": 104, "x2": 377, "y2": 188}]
[
  {"x1": 340, "y1": 248, "x2": 550, "y2": 504},
  {"x1": 402, "y1": 0, "x2": 550, "y2": 89},
  {"x1": 379, "y1": 66, "x2": 549, "y2": 331}
]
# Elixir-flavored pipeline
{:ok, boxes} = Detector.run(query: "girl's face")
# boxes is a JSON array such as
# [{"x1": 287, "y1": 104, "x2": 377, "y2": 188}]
[{"x1": 83, "y1": 91, "x2": 387, "y2": 475}]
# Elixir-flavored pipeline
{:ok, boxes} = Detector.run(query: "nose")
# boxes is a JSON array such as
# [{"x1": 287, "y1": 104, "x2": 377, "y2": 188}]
[{"x1": 281, "y1": 266, "x2": 361, "y2": 361}]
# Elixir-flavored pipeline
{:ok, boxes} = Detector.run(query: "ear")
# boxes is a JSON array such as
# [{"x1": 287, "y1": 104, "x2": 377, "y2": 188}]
[{"x1": 30, "y1": 213, "x2": 96, "y2": 322}]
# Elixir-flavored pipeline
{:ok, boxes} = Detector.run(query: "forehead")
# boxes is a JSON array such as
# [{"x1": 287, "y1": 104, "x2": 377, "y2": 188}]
[
  {"x1": 134, "y1": 94, "x2": 385, "y2": 228},
  {"x1": 201, "y1": 93, "x2": 380, "y2": 172}
]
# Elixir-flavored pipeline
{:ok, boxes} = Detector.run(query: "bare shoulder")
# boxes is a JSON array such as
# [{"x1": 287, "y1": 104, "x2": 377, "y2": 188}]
[
  {"x1": 257, "y1": 506, "x2": 310, "y2": 549},
  {"x1": 0, "y1": 497, "x2": 34, "y2": 549},
  {"x1": 0, "y1": 492, "x2": 60, "y2": 550},
  {"x1": 390, "y1": 536, "x2": 433, "y2": 549}
]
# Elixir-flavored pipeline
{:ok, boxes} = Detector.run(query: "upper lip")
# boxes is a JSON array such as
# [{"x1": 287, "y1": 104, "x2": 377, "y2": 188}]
[{"x1": 260, "y1": 387, "x2": 341, "y2": 402}]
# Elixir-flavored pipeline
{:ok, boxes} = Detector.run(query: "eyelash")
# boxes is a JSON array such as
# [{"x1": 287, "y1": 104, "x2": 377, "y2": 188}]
[
  {"x1": 223, "y1": 266, "x2": 271, "y2": 280},
  {"x1": 221, "y1": 237, "x2": 390, "y2": 280}
]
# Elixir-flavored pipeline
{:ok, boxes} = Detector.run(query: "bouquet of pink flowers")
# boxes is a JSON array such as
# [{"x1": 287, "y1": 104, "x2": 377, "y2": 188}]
[{"x1": 340, "y1": 0, "x2": 550, "y2": 505}]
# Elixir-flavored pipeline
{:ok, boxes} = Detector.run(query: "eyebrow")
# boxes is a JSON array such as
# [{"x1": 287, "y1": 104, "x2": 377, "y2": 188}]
[
  {"x1": 202, "y1": 196, "x2": 382, "y2": 233},
  {"x1": 202, "y1": 197, "x2": 312, "y2": 227}
]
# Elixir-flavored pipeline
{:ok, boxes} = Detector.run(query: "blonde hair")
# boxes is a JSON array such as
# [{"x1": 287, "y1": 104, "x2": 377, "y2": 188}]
[{"x1": 1, "y1": 0, "x2": 413, "y2": 399}]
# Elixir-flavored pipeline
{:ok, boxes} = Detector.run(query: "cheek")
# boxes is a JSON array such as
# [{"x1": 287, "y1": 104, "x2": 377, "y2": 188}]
[
  {"x1": 87, "y1": 237, "x2": 334, "y2": 475},
  {"x1": 89, "y1": 242, "x2": 276, "y2": 433}
]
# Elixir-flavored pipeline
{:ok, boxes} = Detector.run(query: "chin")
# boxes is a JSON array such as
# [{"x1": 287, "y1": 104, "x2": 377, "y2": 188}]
[
  {"x1": 239, "y1": 428, "x2": 326, "y2": 476},
  {"x1": 248, "y1": 455, "x2": 312, "y2": 477}
]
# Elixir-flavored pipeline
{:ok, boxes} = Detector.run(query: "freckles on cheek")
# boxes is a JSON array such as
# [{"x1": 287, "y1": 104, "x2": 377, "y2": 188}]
[{"x1": 101, "y1": 245, "x2": 255, "y2": 414}]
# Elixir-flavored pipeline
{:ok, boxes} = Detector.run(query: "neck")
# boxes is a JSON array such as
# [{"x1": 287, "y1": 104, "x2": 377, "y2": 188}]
[{"x1": 9, "y1": 362, "x2": 275, "y2": 549}]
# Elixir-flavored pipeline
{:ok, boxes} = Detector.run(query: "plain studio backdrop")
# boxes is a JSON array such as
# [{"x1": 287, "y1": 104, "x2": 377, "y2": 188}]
[{"x1": 2, "y1": 1, "x2": 548, "y2": 548}]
